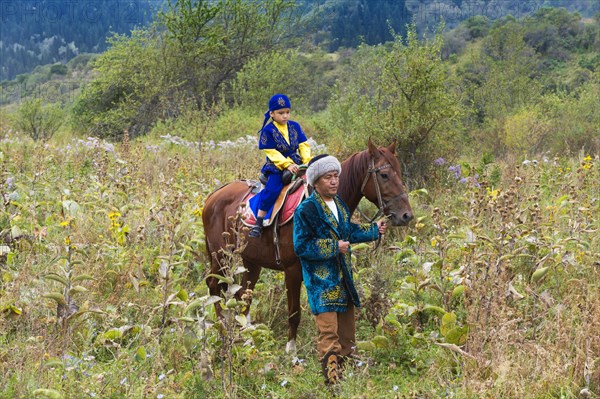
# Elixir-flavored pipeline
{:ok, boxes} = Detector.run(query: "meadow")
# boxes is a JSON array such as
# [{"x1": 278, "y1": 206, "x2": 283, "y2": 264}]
[{"x1": 0, "y1": 123, "x2": 597, "y2": 398}]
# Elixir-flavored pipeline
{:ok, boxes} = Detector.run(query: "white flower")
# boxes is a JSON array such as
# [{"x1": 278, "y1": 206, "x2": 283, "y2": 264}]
[{"x1": 158, "y1": 373, "x2": 166, "y2": 381}]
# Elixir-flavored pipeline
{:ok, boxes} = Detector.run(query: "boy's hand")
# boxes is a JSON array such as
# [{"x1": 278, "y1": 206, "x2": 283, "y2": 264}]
[{"x1": 287, "y1": 164, "x2": 299, "y2": 174}]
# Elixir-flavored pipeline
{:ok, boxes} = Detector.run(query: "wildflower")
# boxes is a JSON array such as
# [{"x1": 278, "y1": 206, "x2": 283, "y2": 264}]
[
  {"x1": 108, "y1": 211, "x2": 121, "y2": 220},
  {"x1": 459, "y1": 177, "x2": 468, "y2": 184},
  {"x1": 281, "y1": 380, "x2": 288, "y2": 387},
  {"x1": 120, "y1": 377, "x2": 127, "y2": 385},
  {"x1": 522, "y1": 160, "x2": 531, "y2": 165},
  {"x1": 158, "y1": 373, "x2": 166, "y2": 381},
  {"x1": 448, "y1": 165, "x2": 461, "y2": 179},
  {"x1": 157, "y1": 395, "x2": 164, "y2": 399},
  {"x1": 393, "y1": 385, "x2": 399, "y2": 391},
  {"x1": 434, "y1": 157, "x2": 447, "y2": 166}
]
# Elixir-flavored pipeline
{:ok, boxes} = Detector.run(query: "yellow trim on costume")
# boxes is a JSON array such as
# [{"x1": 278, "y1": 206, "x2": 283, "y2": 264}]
[
  {"x1": 273, "y1": 121, "x2": 289, "y2": 143},
  {"x1": 299, "y1": 142, "x2": 312, "y2": 164},
  {"x1": 263, "y1": 149, "x2": 293, "y2": 170}
]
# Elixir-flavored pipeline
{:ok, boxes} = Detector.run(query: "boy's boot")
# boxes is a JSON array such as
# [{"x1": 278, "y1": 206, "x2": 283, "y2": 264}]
[{"x1": 248, "y1": 217, "x2": 264, "y2": 238}]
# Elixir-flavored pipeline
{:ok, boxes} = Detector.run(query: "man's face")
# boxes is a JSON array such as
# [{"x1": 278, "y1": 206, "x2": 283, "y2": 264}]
[{"x1": 314, "y1": 171, "x2": 339, "y2": 199}]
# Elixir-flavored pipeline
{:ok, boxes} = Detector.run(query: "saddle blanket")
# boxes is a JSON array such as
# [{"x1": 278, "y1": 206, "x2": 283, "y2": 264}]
[{"x1": 244, "y1": 178, "x2": 308, "y2": 227}]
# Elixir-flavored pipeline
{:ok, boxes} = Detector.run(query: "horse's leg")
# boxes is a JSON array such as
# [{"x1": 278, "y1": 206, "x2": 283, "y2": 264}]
[
  {"x1": 284, "y1": 261, "x2": 303, "y2": 355},
  {"x1": 239, "y1": 260, "x2": 262, "y2": 326}
]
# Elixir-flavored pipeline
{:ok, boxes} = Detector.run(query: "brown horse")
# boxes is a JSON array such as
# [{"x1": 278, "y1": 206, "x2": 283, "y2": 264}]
[{"x1": 202, "y1": 140, "x2": 413, "y2": 353}]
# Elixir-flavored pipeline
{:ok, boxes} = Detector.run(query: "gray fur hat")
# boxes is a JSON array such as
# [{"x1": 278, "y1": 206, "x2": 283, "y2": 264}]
[{"x1": 306, "y1": 154, "x2": 342, "y2": 186}]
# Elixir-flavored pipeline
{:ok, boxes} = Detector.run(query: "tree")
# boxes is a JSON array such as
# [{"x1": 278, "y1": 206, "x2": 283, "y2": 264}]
[
  {"x1": 73, "y1": 0, "x2": 298, "y2": 139},
  {"x1": 328, "y1": 24, "x2": 464, "y2": 183},
  {"x1": 13, "y1": 98, "x2": 63, "y2": 141}
]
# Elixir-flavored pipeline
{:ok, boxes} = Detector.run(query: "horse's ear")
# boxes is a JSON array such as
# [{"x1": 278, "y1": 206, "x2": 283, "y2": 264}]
[
  {"x1": 387, "y1": 141, "x2": 397, "y2": 154},
  {"x1": 368, "y1": 137, "x2": 379, "y2": 157}
]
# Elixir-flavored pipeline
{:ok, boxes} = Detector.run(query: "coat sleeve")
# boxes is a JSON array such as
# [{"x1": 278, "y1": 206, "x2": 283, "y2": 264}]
[
  {"x1": 347, "y1": 221, "x2": 379, "y2": 243},
  {"x1": 293, "y1": 201, "x2": 339, "y2": 261}
]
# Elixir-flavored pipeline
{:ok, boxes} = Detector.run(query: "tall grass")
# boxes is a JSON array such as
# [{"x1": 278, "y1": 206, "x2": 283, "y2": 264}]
[{"x1": 0, "y1": 127, "x2": 598, "y2": 398}]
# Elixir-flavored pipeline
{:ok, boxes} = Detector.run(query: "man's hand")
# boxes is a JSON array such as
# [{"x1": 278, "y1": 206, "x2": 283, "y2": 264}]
[
  {"x1": 338, "y1": 240, "x2": 350, "y2": 254},
  {"x1": 287, "y1": 164, "x2": 299, "y2": 174},
  {"x1": 376, "y1": 219, "x2": 387, "y2": 235}
]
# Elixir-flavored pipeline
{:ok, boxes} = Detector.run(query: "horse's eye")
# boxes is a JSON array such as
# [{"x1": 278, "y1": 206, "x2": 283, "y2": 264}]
[{"x1": 380, "y1": 173, "x2": 389, "y2": 180}]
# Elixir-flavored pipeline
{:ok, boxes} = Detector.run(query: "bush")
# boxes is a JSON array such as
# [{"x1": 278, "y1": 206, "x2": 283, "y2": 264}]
[{"x1": 12, "y1": 98, "x2": 63, "y2": 141}]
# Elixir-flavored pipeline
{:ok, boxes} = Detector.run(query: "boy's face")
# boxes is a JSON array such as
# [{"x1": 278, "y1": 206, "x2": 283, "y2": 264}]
[{"x1": 270, "y1": 108, "x2": 290, "y2": 125}]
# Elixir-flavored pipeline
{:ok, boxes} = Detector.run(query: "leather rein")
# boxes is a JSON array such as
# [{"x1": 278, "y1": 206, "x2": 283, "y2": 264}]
[{"x1": 360, "y1": 158, "x2": 391, "y2": 223}]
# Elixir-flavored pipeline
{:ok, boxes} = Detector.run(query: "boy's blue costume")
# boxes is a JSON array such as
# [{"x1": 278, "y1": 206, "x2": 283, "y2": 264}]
[
  {"x1": 249, "y1": 120, "x2": 308, "y2": 220},
  {"x1": 293, "y1": 192, "x2": 379, "y2": 314},
  {"x1": 249, "y1": 94, "x2": 310, "y2": 226}
]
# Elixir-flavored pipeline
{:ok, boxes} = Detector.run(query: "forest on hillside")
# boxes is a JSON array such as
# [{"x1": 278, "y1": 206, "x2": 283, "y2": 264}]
[{"x1": 1, "y1": 0, "x2": 599, "y2": 81}]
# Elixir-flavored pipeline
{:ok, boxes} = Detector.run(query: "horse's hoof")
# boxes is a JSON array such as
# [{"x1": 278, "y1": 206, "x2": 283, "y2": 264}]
[{"x1": 285, "y1": 339, "x2": 297, "y2": 355}]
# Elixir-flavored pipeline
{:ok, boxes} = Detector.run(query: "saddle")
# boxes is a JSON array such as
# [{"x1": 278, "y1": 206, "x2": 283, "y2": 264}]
[{"x1": 241, "y1": 176, "x2": 308, "y2": 228}]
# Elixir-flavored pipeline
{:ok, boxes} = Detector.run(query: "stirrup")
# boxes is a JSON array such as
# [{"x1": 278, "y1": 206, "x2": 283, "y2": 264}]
[
  {"x1": 321, "y1": 351, "x2": 340, "y2": 385},
  {"x1": 248, "y1": 225, "x2": 262, "y2": 238}
]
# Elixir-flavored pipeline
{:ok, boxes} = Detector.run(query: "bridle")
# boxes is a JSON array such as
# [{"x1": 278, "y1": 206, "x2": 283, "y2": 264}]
[{"x1": 360, "y1": 158, "x2": 392, "y2": 223}]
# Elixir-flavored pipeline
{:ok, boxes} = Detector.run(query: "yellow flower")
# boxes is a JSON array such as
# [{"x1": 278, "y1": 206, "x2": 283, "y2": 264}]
[
  {"x1": 583, "y1": 155, "x2": 592, "y2": 162},
  {"x1": 431, "y1": 237, "x2": 438, "y2": 247},
  {"x1": 60, "y1": 220, "x2": 70, "y2": 227},
  {"x1": 108, "y1": 211, "x2": 121, "y2": 220},
  {"x1": 64, "y1": 236, "x2": 71, "y2": 245}
]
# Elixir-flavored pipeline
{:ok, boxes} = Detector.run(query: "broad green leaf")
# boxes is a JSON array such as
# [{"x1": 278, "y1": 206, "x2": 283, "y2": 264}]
[
  {"x1": 235, "y1": 315, "x2": 247, "y2": 327},
  {"x1": 135, "y1": 346, "x2": 147, "y2": 362},
  {"x1": 423, "y1": 305, "x2": 446, "y2": 314},
  {"x1": 68, "y1": 286, "x2": 88, "y2": 295},
  {"x1": 356, "y1": 340, "x2": 377, "y2": 351},
  {"x1": 371, "y1": 335, "x2": 389, "y2": 348},
  {"x1": 206, "y1": 274, "x2": 234, "y2": 285},
  {"x1": 176, "y1": 289, "x2": 189, "y2": 301},
  {"x1": 72, "y1": 274, "x2": 95, "y2": 282},
  {"x1": 531, "y1": 267, "x2": 549, "y2": 284},
  {"x1": 102, "y1": 328, "x2": 124, "y2": 340},
  {"x1": 452, "y1": 285, "x2": 466, "y2": 298},
  {"x1": 43, "y1": 274, "x2": 68, "y2": 286},
  {"x1": 441, "y1": 312, "x2": 457, "y2": 326},
  {"x1": 445, "y1": 326, "x2": 469, "y2": 345},
  {"x1": 42, "y1": 293, "x2": 66, "y2": 305}
]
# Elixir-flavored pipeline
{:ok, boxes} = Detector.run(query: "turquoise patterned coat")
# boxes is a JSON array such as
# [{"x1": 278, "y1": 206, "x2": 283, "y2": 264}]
[{"x1": 293, "y1": 192, "x2": 379, "y2": 315}]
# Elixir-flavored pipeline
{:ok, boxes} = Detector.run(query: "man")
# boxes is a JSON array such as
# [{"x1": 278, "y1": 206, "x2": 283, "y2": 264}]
[{"x1": 293, "y1": 154, "x2": 387, "y2": 385}]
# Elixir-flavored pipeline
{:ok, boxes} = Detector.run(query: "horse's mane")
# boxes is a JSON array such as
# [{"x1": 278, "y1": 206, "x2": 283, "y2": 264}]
[{"x1": 338, "y1": 150, "x2": 369, "y2": 203}]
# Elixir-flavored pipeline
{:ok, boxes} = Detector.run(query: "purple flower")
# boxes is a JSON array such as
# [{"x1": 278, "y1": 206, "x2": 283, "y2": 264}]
[
  {"x1": 448, "y1": 165, "x2": 461, "y2": 179},
  {"x1": 459, "y1": 177, "x2": 468, "y2": 184},
  {"x1": 434, "y1": 157, "x2": 447, "y2": 166}
]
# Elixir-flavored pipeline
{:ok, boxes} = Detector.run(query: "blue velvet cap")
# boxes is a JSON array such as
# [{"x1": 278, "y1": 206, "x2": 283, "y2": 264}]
[{"x1": 262, "y1": 94, "x2": 291, "y2": 130}]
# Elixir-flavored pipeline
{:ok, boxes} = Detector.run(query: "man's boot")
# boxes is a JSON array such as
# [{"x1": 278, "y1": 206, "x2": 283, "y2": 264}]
[{"x1": 321, "y1": 351, "x2": 340, "y2": 385}]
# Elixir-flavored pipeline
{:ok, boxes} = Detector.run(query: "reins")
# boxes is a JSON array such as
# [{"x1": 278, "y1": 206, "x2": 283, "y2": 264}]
[
  {"x1": 359, "y1": 158, "x2": 392, "y2": 249},
  {"x1": 360, "y1": 158, "x2": 391, "y2": 223}
]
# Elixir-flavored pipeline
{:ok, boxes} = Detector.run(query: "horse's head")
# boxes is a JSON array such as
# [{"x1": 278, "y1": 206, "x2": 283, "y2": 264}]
[{"x1": 362, "y1": 139, "x2": 413, "y2": 226}]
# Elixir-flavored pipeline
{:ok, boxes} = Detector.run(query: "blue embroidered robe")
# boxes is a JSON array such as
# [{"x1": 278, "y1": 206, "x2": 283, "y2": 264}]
[
  {"x1": 293, "y1": 192, "x2": 379, "y2": 315},
  {"x1": 259, "y1": 120, "x2": 307, "y2": 175}
]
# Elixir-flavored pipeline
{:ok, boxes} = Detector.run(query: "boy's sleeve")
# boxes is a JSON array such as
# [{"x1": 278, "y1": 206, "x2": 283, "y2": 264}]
[
  {"x1": 263, "y1": 149, "x2": 293, "y2": 170},
  {"x1": 299, "y1": 142, "x2": 312, "y2": 164}
]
